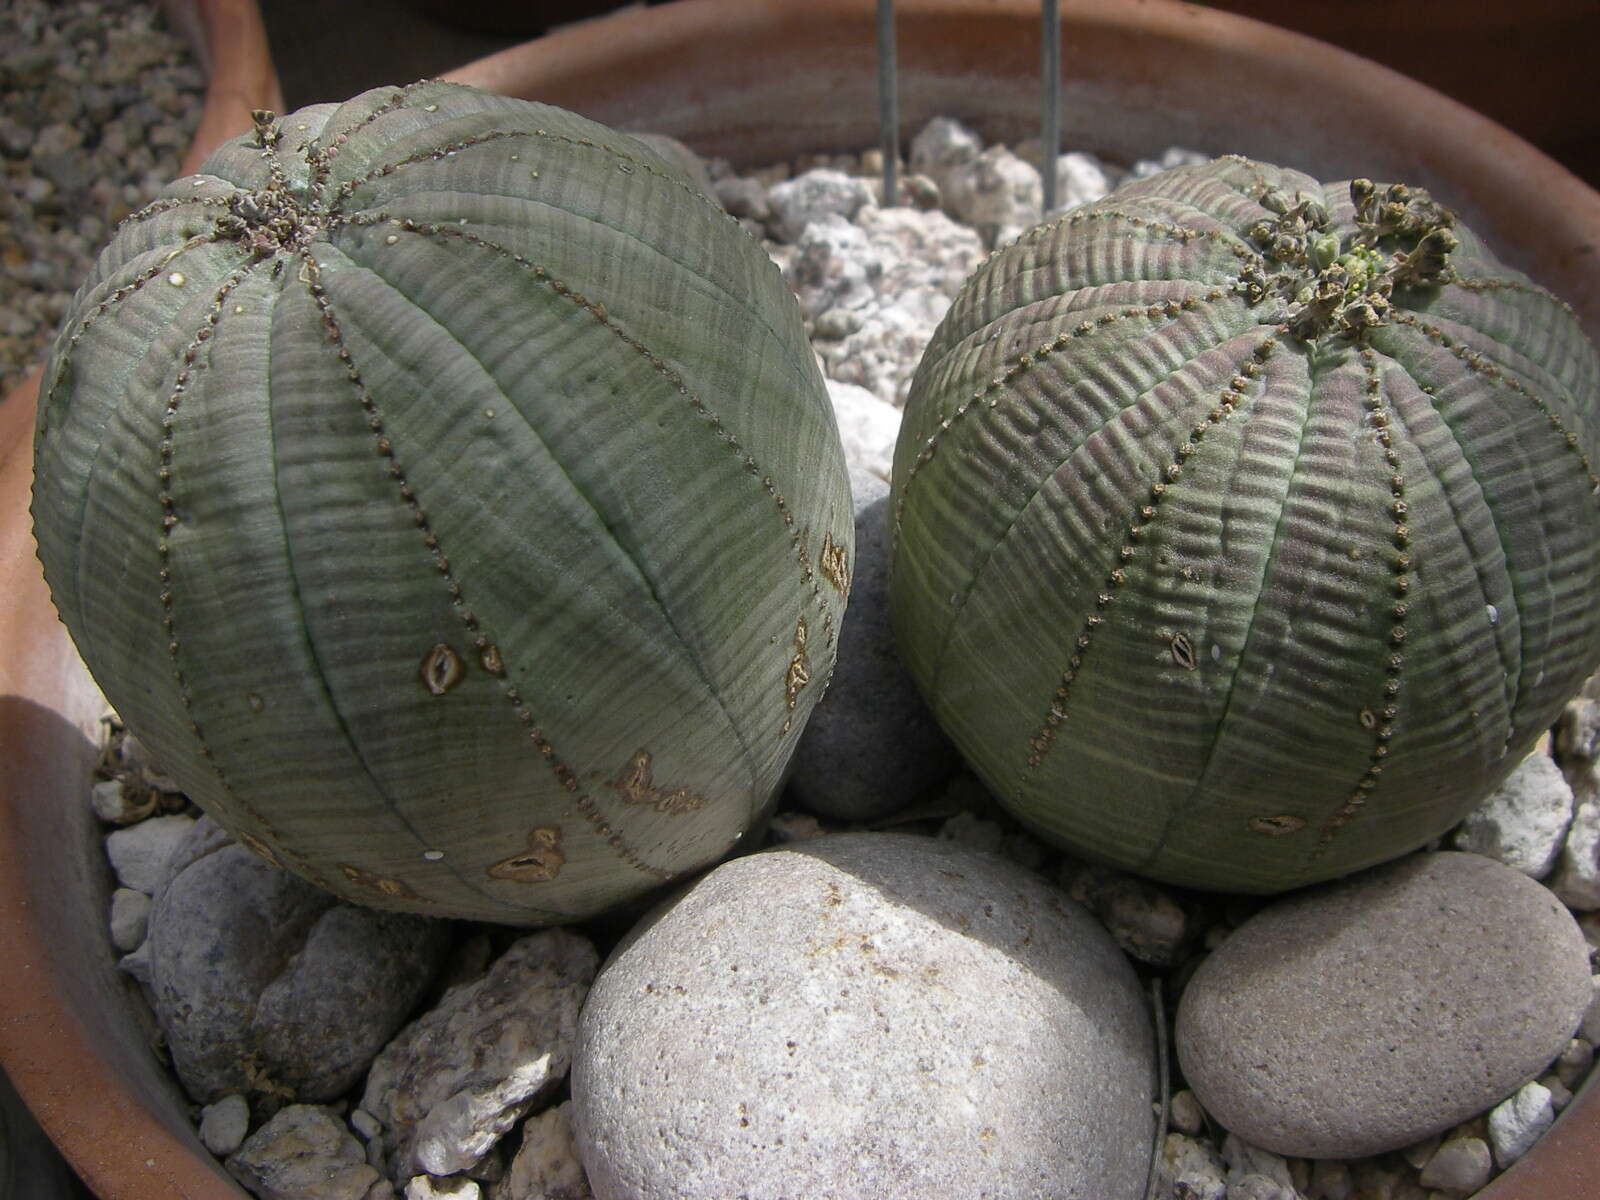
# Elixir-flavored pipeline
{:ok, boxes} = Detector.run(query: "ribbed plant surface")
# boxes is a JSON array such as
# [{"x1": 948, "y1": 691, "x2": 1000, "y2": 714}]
[
  {"x1": 32, "y1": 81, "x2": 851, "y2": 923},
  {"x1": 890, "y1": 156, "x2": 1600, "y2": 892}
]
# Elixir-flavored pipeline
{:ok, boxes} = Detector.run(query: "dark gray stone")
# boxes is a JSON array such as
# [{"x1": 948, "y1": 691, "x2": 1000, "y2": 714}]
[
  {"x1": 147, "y1": 825, "x2": 451, "y2": 1104},
  {"x1": 571, "y1": 832, "x2": 1156, "y2": 1200},
  {"x1": 787, "y1": 494, "x2": 960, "y2": 822},
  {"x1": 1176, "y1": 851, "x2": 1592, "y2": 1158}
]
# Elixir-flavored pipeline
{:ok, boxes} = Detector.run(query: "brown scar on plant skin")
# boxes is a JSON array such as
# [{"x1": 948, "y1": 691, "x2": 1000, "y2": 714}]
[
  {"x1": 488, "y1": 826, "x2": 566, "y2": 882},
  {"x1": 1249, "y1": 815, "x2": 1307, "y2": 835},
  {"x1": 238, "y1": 831, "x2": 281, "y2": 868},
  {"x1": 611, "y1": 750, "x2": 706, "y2": 815},
  {"x1": 782, "y1": 615, "x2": 811, "y2": 732},
  {"x1": 1169, "y1": 631, "x2": 1198, "y2": 671},
  {"x1": 338, "y1": 861, "x2": 424, "y2": 900},
  {"x1": 419, "y1": 642, "x2": 465, "y2": 695},
  {"x1": 819, "y1": 530, "x2": 850, "y2": 595}
]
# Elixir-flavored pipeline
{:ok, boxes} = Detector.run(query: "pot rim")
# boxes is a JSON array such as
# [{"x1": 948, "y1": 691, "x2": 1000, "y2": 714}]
[{"x1": 1, "y1": 2, "x2": 1594, "y2": 1198}]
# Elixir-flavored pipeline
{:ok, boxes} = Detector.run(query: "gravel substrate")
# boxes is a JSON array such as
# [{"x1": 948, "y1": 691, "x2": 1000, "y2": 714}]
[
  {"x1": 0, "y1": 0, "x2": 204, "y2": 395},
  {"x1": 10, "y1": 2, "x2": 1600, "y2": 1197}
]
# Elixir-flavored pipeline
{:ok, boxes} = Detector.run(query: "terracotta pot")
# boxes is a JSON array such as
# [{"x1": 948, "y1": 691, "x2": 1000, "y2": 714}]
[{"x1": 2, "y1": 1, "x2": 1596, "y2": 1196}]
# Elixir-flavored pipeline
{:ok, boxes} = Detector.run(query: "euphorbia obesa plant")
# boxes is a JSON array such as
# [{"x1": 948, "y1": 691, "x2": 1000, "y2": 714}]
[
  {"x1": 32, "y1": 81, "x2": 852, "y2": 923},
  {"x1": 890, "y1": 156, "x2": 1600, "y2": 892}
]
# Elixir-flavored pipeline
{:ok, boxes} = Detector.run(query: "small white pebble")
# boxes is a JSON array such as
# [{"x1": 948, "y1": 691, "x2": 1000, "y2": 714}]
[
  {"x1": 405, "y1": 1174, "x2": 479, "y2": 1199},
  {"x1": 198, "y1": 1094, "x2": 250, "y2": 1157},
  {"x1": 1487, "y1": 603, "x2": 1500, "y2": 625},
  {"x1": 167, "y1": 272, "x2": 185, "y2": 286},
  {"x1": 386, "y1": 234, "x2": 399, "y2": 245},
  {"x1": 109, "y1": 887, "x2": 150, "y2": 952},
  {"x1": 422, "y1": 849, "x2": 444, "y2": 862},
  {"x1": 1488, "y1": 1081, "x2": 1555, "y2": 1167}
]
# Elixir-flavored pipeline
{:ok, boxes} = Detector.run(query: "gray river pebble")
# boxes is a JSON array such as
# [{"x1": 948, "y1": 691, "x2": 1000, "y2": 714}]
[
  {"x1": 787, "y1": 488, "x2": 960, "y2": 822},
  {"x1": 571, "y1": 832, "x2": 1156, "y2": 1199},
  {"x1": 1177, "y1": 851, "x2": 1592, "y2": 1158}
]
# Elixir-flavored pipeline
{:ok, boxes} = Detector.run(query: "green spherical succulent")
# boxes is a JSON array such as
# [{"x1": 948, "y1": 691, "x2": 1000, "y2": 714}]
[
  {"x1": 32, "y1": 81, "x2": 852, "y2": 923},
  {"x1": 890, "y1": 156, "x2": 1600, "y2": 893}
]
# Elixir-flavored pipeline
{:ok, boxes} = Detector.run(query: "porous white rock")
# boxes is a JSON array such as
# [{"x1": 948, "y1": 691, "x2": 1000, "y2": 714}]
[
  {"x1": 1487, "y1": 1081, "x2": 1555, "y2": 1167},
  {"x1": 767, "y1": 168, "x2": 874, "y2": 243},
  {"x1": 1053, "y1": 151, "x2": 1114, "y2": 211},
  {"x1": 491, "y1": 1103, "x2": 591, "y2": 1200},
  {"x1": 405, "y1": 1176, "x2": 480, "y2": 1200},
  {"x1": 90, "y1": 777, "x2": 153, "y2": 824},
  {"x1": 362, "y1": 930, "x2": 597, "y2": 1181},
  {"x1": 199, "y1": 1094, "x2": 251, "y2": 1158},
  {"x1": 908, "y1": 116, "x2": 983, "y2": 198},
  {"x1": 108, "y1": 886, "x2": 150, "y2": 952},
  {"x1": 571, "y1": 833, "x2": 1156, "y2": 1200},
  {"x1": 227, "y1": 1104, "x2": 391, "y2": 1200},
  {"x1": 941, "y1": 144, "x2": 1043, "y2": 247},
  {"x1": 792, "y1": 205, "x2": 982, "y2": 407},
  {"x1": 1129, "y1": 146, "x2": 1210, "y2": 180},
  {"x1": 1177, "y1": 852, "x2": 1591, "y2": 1158},
  {"x1": 1158, "y1": 1133, "x2": 1226, "y2": 1200},
  {"x1": 1452, "y1": 748, "x2": 1573, "y2": 877},
  {"x1": 104, "y1": 812, "x2": 194, "y2": 894},
  {"x1": 1221, "y1": 1133, "x2": 1296, "y2": 1192},
  {"x1": 824, "y1": 378, "x2": 900, "y2": 483},
  {"x1": 1228, "y1": 1177, "x2": 1301, "y2": 1200},
  {"x1": 786, "y1": 214, "x2": 880, "y2": 318},
  {"x1": 1551, "y1": 775, "x2": 1600, "y2": 909}
]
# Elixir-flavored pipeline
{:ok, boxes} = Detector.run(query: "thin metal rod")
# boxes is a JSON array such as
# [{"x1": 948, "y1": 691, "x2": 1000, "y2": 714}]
[
  {"x1": 877, "y1": 0, "x2": 898, "y2": 206},
  {"x1": 1041, "y1": 0, "x2": 1060, "y2": 213}
]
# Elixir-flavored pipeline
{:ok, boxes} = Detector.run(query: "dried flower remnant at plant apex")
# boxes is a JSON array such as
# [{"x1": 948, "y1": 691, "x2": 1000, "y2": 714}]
[
  {"x1": 889, "y1": 156, "x2": 1600, "y2": 893},
  {"x1": 31, "y1": 81, "x2": 852, "y2": 924}
]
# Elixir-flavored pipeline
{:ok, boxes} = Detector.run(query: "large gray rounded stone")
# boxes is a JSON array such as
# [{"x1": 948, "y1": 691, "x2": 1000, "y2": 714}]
[
  {"x1": 1176, "y1": 851, "x2": 1591, "y2": 1158},
  {"x1": 787, "y1": 489, "x2": 960, "y2": 821},
  {"x1": 571, "y1": 832, "x2": 1155, "y2": 1199},
  {"x1": 148, "y1": 822, "x2": 453, "y2": 1103}
]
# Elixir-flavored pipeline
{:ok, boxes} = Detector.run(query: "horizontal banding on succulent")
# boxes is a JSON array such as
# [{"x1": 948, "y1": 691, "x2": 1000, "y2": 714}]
[
  {"x1": 32, "y1": 80, "x2": 852, "y2": 923},
  {"x1": 889, "y1": 155, "x2": 1600, "y2": 893}
]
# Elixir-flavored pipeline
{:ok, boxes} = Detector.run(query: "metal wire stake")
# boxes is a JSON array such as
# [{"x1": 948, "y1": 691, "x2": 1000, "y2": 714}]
[
  {"x1": 877, "y1": 0, "x2": 899, "y2": 206},
  {"x1": 1041, "y1": 0, "x2": 1060, "y2": 213}
]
